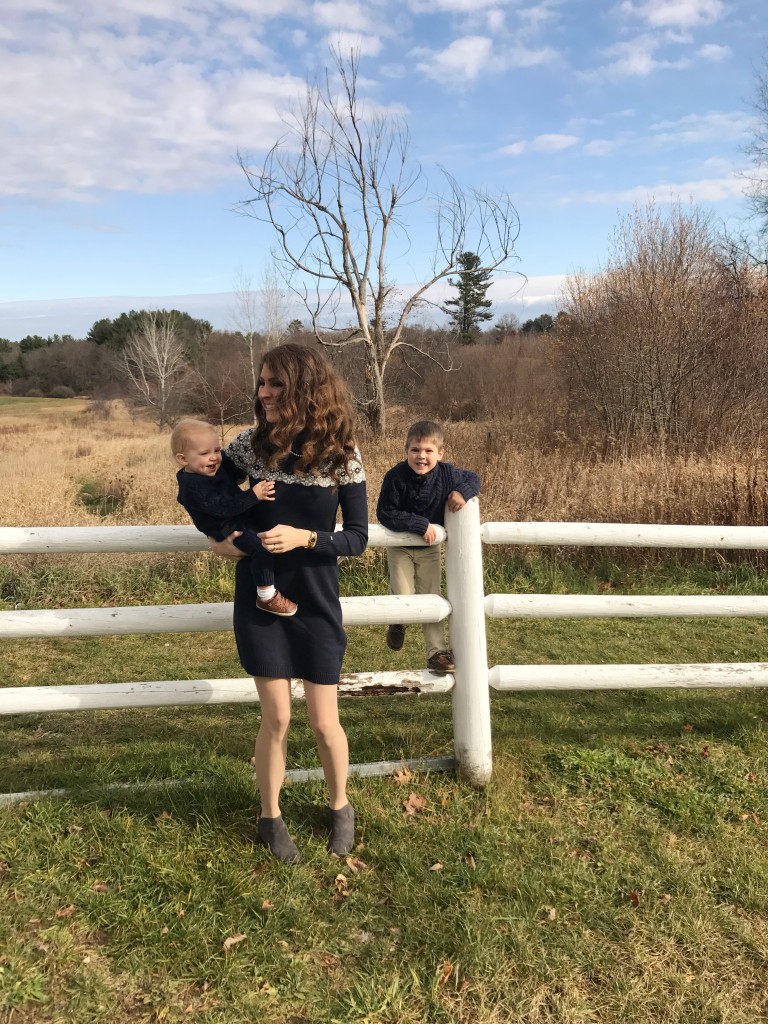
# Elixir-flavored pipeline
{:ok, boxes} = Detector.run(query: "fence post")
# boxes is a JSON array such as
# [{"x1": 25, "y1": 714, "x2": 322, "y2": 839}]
[{"x1": 444, "y1": 497, "x2": 493, "y2": 786}]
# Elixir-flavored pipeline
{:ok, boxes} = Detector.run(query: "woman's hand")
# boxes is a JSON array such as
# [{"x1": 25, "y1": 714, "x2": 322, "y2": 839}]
[
  {"x1": 208, "y1": 531, "x2": 246, "y2": 560},
  {"x1": 258, "y1": 525, "x2": 312, "y2": 555}
]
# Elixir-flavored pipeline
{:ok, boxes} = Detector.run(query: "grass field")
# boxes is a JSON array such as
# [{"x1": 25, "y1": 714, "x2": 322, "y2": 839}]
[{"x1": 2, "y1": 398, "x2": 768, "y2": 1023}]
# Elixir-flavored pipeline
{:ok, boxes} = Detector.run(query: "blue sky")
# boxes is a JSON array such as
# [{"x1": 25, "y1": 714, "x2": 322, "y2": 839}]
[{"x1": 0, "y1": 0, "x2": 765, "y2": 341}]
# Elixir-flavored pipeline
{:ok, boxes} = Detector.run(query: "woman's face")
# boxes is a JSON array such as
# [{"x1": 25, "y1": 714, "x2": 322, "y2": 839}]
[{"x1": 258, "y1": 362, "x2": 285, "y2": 423}]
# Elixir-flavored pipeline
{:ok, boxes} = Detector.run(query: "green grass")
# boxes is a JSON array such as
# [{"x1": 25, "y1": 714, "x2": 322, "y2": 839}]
[
  {"x1": 0, "y1": 396, "x2": 87, "y2": 416},
  {"x1": 2, "y1": 553, "x2": 768, "y2": 1022}
]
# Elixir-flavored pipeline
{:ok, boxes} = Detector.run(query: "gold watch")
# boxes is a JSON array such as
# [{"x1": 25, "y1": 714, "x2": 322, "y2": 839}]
[{"x1": 306, "y1": 530, "x2": 318, "y2": 549}]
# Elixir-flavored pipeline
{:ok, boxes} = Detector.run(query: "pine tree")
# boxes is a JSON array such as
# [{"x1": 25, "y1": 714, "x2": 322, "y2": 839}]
[{"x1": 442, "y1": 251, "x2": 494, "y2": 344}]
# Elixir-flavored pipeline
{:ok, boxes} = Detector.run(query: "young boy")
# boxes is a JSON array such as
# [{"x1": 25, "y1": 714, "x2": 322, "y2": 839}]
[
  {"x1": 171, "y1": 418, "x2": 297, "y2": 617},
  {"x1": 376, "y1": 420, "x2": 481, "y2": 673}
]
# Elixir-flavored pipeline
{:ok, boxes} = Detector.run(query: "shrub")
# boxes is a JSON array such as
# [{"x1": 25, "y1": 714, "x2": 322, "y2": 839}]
[
  {"x1": 49, "y1": 385, "x2": 76, "y2": 399},
  {"x1": 25, "y1": 389, "x2": 44, "y2": 398}
]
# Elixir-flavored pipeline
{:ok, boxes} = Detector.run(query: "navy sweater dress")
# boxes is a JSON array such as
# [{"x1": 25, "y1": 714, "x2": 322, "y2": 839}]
[{"x1": 224, "y1": 429, "x2": 368, "y2": 684}]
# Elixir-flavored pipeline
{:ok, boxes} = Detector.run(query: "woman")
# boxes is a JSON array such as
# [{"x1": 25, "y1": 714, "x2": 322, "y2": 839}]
[{"x1": 209, "y1": 344, "x2": 368, "y2": 862}]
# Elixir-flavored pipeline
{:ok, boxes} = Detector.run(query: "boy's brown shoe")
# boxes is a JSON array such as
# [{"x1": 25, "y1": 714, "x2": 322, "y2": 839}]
[
  {"x1": 386, "y1": 623, "x2": 406, "y2": 651},
  {"x1": 427, "y1": 650, "x2": 456, "y2": 674},
  {"x1": 257, "y1": 591, "x2": 298, "y2": 617}
]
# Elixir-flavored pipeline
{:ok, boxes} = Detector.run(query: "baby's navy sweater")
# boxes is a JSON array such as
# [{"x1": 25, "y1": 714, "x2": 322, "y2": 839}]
[{"x1": 176, "y1": 462, "x2": 260, "y2": 541}]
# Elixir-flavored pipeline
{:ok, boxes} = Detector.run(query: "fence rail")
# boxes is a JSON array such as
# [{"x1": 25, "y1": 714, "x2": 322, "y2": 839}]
[{"x1": 3, "y1": 506, "x2": 768, "y2": 797}]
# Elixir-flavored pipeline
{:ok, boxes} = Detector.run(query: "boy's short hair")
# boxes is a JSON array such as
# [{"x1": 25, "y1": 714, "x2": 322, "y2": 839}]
[
  {"x1": 170, "y1": 418, "x2": 216, "y2": 455},
  {"x1": 406, "y1": 420, "x2": 444, "y2": 448}
]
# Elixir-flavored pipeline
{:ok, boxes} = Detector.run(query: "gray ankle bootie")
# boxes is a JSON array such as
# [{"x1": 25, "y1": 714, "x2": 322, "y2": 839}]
[
  {"x1": 328, "y1": 802, "x2": 355, "y2": 855},
  {"x1": 257, "y1": 815, "x2": 300, "y2": 863}
]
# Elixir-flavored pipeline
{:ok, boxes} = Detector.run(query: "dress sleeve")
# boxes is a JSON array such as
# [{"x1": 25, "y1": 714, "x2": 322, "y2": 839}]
[
  {"x1": 313, "y1": 448, "x2": 368, "y2": 557},
  {"x1": 313, "y1": 481, "x2": 368, "y2": 557}
]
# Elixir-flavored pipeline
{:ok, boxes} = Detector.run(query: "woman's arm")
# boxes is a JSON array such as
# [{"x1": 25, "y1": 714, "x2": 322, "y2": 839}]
[
  {"x1": 316, "y1": 480, "x2": 368, "y2": 557},
  {"x1": 257, "y1": 481, "x2": 369, "y2": 557}
]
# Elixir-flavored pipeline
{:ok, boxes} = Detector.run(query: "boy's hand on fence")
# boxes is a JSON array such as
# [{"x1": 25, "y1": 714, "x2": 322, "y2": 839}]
[
  {"x1": 423, "y1": 523, "x2": 439, "y2": 545},
  {"x1": 447, "y1": 490, "x2": 466, "y2": 512},
  {"x1": 208, "y1": 532, "x2": 246, "y2": 560},
  {"x1": 253, "y1": 480, "x2": 275, "y2": 501}
]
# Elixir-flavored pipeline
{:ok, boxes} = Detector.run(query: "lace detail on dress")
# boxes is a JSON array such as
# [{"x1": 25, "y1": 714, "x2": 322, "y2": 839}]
[{"x1": 225, "y1": 429, "x2": 365, "y2": 488}]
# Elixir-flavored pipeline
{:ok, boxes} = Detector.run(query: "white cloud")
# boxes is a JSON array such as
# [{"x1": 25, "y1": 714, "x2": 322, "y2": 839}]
[
  {"x1": 619, "y1": 0, "x2": 724, "y2": 29},
  {"x1": 0, "y1": 5, "x2": 327, "y2": 201},
  {"x1": 490, "y1": 273, "x2": 567, "y2": 309},
  {"x1": 648, "y1": 111, "x2": 752, "y2": 145},
  {"x1": 589, "y1": 33, "x2": 690, "y2": 79},
  {"x1": 500, "y1": 133, "x2": 580, "y2": 156},
  {"x1": 312, "y1": 1, "x2": 372, "y2": 32},
  {"x1": 408, "y1": 0, "x2": 515, "y2": 11},
  {"x1": 561, "y1": 173, "x2": 746, "y2": 206},
  {"x1": 698, "y1": 42, "x2": 730, "y2": 61},
  {"x1": 486, "y1": 9, "x2": 505, "y2": 32},
  {"x1": 326, "y1": 31, "x2": 383, "y2": 56},
  {"x1": 583, "y1": 139, "x2": 618, "y2": 156},
  {"x1": 416, "y1": 35, "x2": 494, "y2": 84}
]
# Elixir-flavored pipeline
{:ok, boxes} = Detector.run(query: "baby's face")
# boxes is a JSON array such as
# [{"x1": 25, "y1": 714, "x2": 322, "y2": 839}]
[{"x1": 177, "y1": 430, "x2": 222, "y2": 476}]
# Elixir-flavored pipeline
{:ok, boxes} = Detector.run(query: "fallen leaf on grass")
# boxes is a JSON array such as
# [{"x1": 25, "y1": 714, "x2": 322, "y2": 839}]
[
  {"x1": 464, "y1": 853, "x2": 476, "y2": 870},
  {"x1": 260, "y1": 899, "x2": 274, "y2": 910},
  {"x1": 429, "y1": 861, "x2": 444, "y2": 872},
  {"x1": 91, "y1": 882, "x2": 109, "y2": 893},
  {"x1": 334, "y1": 874, "x2": 349, "y2": 897},
  {"x1": 392, "y1": 765, "x2": 413, "y2": 785},
  {"x1": 403, "y1": 792, "x2": 427, "y2": 817},
  {"x1": 629, "y1": 890, "x2": 641, "y2": 906},
  {"x1": 700, "y1": 745, "x2": 711, "y2": 758},
  {"x1": 345, "y1": 856, "x2": 367, "y2": 873},
  {"x1": 55, "y1": 905, "x2": 76, "y2": 918},
  {"x1": 546, "y1": 907, "x2": 557, "y2": 921},
  {"x1": 659, "y1": 893, "x2": 672, "y2": 902},
  {"x1": 682, "y1": 724, "x2": 693, "y2": 733},
  {"x1": 222, "y1": 933, "x2": 247, "y2": 952},
  {"x1": 437, "y1": 961, "x2": 453, "y2": 985}
]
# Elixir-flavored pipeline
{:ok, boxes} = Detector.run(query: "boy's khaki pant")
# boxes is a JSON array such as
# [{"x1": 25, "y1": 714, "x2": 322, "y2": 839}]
[{"x1": 386, "y1": 544, "x2": 446, "y2": 658}]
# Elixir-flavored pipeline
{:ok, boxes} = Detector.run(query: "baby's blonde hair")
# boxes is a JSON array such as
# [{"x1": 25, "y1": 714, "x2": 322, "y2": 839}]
[{"x1": 170, "y1": 418, "x2": 217, "y2": 456}]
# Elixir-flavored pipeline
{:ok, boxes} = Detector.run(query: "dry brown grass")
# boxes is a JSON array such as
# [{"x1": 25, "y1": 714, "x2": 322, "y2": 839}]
[{"x1": 3, "y1": 398, "x2": 768, "y2": 530}]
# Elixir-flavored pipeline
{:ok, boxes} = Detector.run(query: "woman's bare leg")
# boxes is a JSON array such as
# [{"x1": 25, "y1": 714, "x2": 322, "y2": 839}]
[
  {"x1": 253, "y1": 677, "x2": 292, "y2": 817},
  {"x1": 304, "y1": 681, "x2": 349, "y2": 809}
]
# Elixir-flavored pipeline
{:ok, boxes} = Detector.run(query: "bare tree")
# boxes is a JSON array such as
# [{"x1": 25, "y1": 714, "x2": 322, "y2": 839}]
[
  {"x1": 121, "y1": 310, "x2": 189, "y2": 428},
  {"x1": 229, "y1": 262, "x2": 291, "y2": 422},
  {"x1": 188, "y1": 333, "x2": 253, "y2": 436},
  {"x1": 744, "y1": 58, "x2": 768, "y2": 232},
  {"x1": 557, "y1": 202, "x2": 768, "y2": 453},
  {"x1": 237, "y1": 49, "x2": 520, "y2": 434},
  {"x1": 260, "y1": 261, "x2": 290, "y2": 350},
  {"x1": 231, "y1": 267, "x2": 262, "y2": 421}
]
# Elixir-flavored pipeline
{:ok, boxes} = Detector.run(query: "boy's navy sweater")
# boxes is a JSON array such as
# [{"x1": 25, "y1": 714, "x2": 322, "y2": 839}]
[
  {"x1": 376, "y1": 460, "x2": 481, "y2": 537},
  {"x1": 176, "y1": 461, "x2": 260, "y2": 541}
]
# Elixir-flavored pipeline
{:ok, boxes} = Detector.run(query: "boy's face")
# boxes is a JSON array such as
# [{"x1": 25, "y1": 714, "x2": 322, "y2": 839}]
[
  {"x1": 405, "y1": 436, "x2": 444, "y2": 475},
  {"x1": 175, "y1": 429, "x2": 222, "y2": 476}
]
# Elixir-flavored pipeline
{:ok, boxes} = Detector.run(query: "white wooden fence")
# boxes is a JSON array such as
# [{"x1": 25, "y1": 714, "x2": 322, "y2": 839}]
[{"x1": 2, "y1": 502, "x2": 768, "y2": 798}]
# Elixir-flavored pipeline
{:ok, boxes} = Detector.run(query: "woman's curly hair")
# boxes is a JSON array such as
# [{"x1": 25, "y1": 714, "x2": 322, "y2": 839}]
[{"x1": 250, "y1": 344, "x2": 358, "y2": 481}]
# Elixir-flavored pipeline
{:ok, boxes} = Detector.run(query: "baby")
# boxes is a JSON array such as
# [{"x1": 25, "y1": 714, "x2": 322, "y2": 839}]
[{"x1": 171, "y1": 418, "x2": 297, "y2": 617}]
